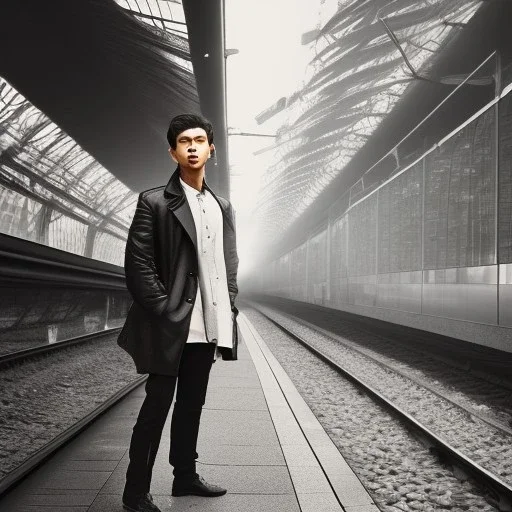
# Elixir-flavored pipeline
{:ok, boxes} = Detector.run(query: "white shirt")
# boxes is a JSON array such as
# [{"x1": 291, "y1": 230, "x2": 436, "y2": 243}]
[{"x1": 180, "y1": 178, "x2": 232, "y2": 349}]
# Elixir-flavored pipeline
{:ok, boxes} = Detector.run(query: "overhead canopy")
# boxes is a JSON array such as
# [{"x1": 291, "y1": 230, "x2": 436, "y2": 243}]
[
  {"x1": 251, "y1": 0, "x2": 512, "y2": 259},
  {"x1": 0, "y1": 0, "x2": 229, "y2": 196}
]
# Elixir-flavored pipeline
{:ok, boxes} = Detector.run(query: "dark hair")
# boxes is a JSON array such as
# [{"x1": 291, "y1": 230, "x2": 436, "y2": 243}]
[{"x1": 167, "y1": 113, "x2": 214, "y2": 149}]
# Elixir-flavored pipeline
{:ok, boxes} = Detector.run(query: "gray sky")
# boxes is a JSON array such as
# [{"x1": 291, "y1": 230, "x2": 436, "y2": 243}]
[{"x1": 225, "y1": 0, "x2": 325, "y2": 275}]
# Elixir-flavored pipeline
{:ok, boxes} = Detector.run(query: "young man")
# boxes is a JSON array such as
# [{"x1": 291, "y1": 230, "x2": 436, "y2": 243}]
[{"x1": 118, "y1": 114, "x2": 239, "y2": 512}]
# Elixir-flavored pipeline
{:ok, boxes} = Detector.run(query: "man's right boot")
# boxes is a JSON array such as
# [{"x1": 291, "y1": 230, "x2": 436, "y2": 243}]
[{"x1": 122, "y1": 491, "x2": 161, "y2": 512}]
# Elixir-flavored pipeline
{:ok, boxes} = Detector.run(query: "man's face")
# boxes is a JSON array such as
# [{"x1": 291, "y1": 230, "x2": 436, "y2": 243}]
[{"x1": 169, "y1": 127, "x2": 214, "y2": 171}]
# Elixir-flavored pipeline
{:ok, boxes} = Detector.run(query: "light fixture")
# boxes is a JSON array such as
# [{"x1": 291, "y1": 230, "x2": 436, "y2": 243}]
[{"x1": 225, "y1": 48, "x2": 240, "y2": 58}]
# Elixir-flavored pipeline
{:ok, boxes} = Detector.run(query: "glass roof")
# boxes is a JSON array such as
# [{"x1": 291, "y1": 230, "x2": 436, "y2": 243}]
[
  {"x1": 114, "y1": 0, "x2": 193, "y2": 72},
  {"x1": 0, "y1": 0, "x2": 196, "y2": 263},
  {"x1": 0, "y1": 78, "x2": 137, "y2": 234},
  {"x1": 253, "y1": 0, "x2": 482, "y2": 246}
]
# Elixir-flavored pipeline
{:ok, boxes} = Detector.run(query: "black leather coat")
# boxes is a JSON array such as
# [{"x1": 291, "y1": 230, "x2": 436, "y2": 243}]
[{"x1": 117, "y1": 168, "x2": 239, "y2": 376}]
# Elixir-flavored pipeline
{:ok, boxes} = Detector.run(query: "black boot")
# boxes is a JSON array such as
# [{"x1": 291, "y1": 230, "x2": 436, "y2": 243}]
[
  {"x1": 172, "y1": 474, "x2": 227, "y2": 497},
  {"x1": 122, "y1": 491, "x2": 161, "y2": 512}
]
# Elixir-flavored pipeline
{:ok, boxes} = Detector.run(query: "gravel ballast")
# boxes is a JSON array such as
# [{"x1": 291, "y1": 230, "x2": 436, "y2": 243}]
[
  {"x1": 244, "y1": 307, "x2": 502, "y2": 512},
  {"x1": 0, "y1": 334, "x2": 138, "y2": 480},
  {"x1": 253, "y1": 304, "x2": 512, "y2": 487}
]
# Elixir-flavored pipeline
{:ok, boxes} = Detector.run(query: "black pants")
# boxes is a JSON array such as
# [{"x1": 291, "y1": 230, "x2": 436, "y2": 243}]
[{"x1": 125, "y1": 343, "x2": 215, "y2": 495}]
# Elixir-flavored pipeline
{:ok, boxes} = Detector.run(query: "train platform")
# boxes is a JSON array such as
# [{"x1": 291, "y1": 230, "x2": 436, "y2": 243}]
[{"x1": 0, "y1": 312, "x2": 377, "y2": 512}]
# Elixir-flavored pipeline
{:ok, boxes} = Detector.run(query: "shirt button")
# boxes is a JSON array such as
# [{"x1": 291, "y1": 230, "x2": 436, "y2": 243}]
[
  {"x1": 186, "y1": 298, "x2": 194, "y2": 304},
  {"x1": 188, "y1": 272, "x2": 196, "y2": 277}
]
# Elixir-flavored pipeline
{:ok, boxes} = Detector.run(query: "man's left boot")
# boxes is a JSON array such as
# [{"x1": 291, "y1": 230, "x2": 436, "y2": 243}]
[{"x1": 172, "y1": 474, "x2": 227, "y2": 497}]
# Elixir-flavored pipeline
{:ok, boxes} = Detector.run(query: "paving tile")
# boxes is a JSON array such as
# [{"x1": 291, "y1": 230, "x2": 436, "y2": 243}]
[
  {"x1": 24, "y1": 470, "x2": 112, "y2": 491},
  {"x1": 0, "y1": 487, "x2": 96, "y2": 512},
  {"x1": 200, "y1": 408, "x2": 271, "y2": 425},
  {"x1": 268, "y1": 405, "x2": 302, "y2": 429},
  {"x1": 107, "y1": 460, "x2": 294, "y2": 496},
  {"x1": 270, "y1": 368, "x2": 297, "y2": 393},
  {"x1": 286, "y1": 397, "x2": 315, "y2": 417},
  {"x1": 263, "y1": 389, "x2": 289, "y2": 408},
  {"x1": 98, "y1": 455, "x2": 131, "y2": 495},
  {"x1": 61, "y1": 444, "x2": 128, "y2": 461},
  {"x1": 280, "y1": 444, "x2": 318, "y2": 467},
  {"x1": 210, "y1": 359, "x2": 258, "y2": 377},
  {"x1": 198, "y1": 416, "x2": 279, "y2": 447},
  {"x1": 303, "y1": 428, "x2": 337, "y2": 447},
  {"x1": 190, "y1": 464, "x2": 294, "y2": 495},
  {"x1": 56, "y1": 459, "x2": 121, "y2": 472},
  {"x1": 105, "y1": 395, "x2": 145, "y2": 417},
  {"x1": 165, "y1": 493, "x2": 300, "y2": 512},
  {"x1": 313, "y1": 444, "x2": 354, "y2": 475},
  {"x1": 125, "y1": 384, "x2": 147, "y2": 397},
  {"x1": 12, "y1": 489, "x2": 98, "y2": 496},
  {"x1": 252, "y1": 366, "x2": 278, "y2": 388},
  {"x1": 190, "y1": 493, "x2": 298, "y2": 512},
  {"x1": 293, "y1": 414, "x2": 324, "y2": 431},
  {"x1": 85, "y1": 415, "x2": 136, "y2": 433},
  {"x1": 72, "y1": 429, "x2": 133, "y2": 449},
  {"x1": 89, "y1": 492, "x2": 167, "y2": 512},
  {"x1": 328, "y1": 473, "x2": 374, "y2": 506},
  {"x1": 197, "y1": 443, "x2": 286, "y2": 466},
  {"x1": 272, "y1": 420, "x2": 309, "y2": 446},
  {"x1": 344, "y1": 505, "x2": 381, "y2": 512},
  {"x1": 288, "y1": 465, "x2": 332, "y2": 494},
  {"x1": 33, "y1": 451, "x2": 122, "y2": 477},
  {"x1": 5, "y1": 492, "x2": 98, "y2": 507},
  {"x1": 92, "y1": 491, "x2": 300, "y2": 512},
  {"x1": 207, "y1": 376, "x2": 261, "y2": 388},
  {"x1": 204, "y1": 387, "x2": 267, "y2": 411},
  {"x1": 1, "y1": 507, "x2": 89, "y2": 512},
  {"x1": 99, "y1": 449, "x2": 189, "y2": 496},
  {"x1": 297, "y1": 492, "x2": 343, "y2": 512}
]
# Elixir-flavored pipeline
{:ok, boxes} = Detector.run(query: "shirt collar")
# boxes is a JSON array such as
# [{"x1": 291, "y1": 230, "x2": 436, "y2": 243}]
[{"x1": 179, "y1": 176, "x2": 205, "y2": 196}]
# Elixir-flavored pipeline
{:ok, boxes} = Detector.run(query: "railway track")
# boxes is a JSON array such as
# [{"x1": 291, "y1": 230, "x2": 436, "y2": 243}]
[
  {"x1": 253, "y1": 297, "x2": 512, "y2": 391},
  {"x1": 0, "y1": 326, "x2": 143, "y2": 497},
  {"x1": 251, "y1": 304, "x2": 512, "y2": 511},
  {"x1": 0, "y1": 373, "x2": 147, "y2": 497},
  {"x1": 0, "y1": 327, "x2": 123, "y2": 369}
]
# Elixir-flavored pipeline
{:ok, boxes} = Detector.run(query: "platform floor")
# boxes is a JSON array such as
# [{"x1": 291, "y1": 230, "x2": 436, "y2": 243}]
[{"x1": 0, "y1": 312, "x2": 378, "y2": 512}]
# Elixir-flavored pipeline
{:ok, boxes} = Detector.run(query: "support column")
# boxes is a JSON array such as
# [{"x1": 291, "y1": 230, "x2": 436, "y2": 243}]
[{"x1": 84, "y1": 225, "x2": 98, "y2": 258}]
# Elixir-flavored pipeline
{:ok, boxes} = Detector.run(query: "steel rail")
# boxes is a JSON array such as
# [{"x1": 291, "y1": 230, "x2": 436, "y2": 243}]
[
  {"x1": 254, "y1": 307, "x2": 512, "y2": 510},
  {"x1": 250, "y1": 296, "x2": 512, "y2": 391},
  {"x1": 0, "y1": 327, "x2": 122, "y2": 369},
  {"x1": 257, "y1": 306, "x2": 512, "y2": 438},
  {"x1": 0, "y1": 375, "x2": 147, "y2": 497}
]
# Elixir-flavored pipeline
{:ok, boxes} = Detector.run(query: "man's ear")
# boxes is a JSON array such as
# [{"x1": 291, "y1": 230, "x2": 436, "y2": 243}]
[
  {"x1": 209, "y1": 144, "x2": 216, "y2": 158},
  {"x1": 168, "y1": 147, "x2": 178, "y2": 163}
]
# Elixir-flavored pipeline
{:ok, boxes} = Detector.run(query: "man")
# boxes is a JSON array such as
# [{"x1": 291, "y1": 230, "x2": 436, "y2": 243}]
[{"x1": 118, "y1": 113, "x2": 239, "y2": 512}]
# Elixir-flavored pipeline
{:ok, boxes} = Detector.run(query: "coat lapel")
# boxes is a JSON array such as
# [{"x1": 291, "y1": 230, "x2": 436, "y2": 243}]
[
  {"x1": 164, "y1": 168, "x2": 197, "y2": 252},
  {"x1": 163, "y1": 166, "x2": 233, "y2": 252},
  {"x1": 173, "y1": 201, "x2": 197, "y2": 252}
]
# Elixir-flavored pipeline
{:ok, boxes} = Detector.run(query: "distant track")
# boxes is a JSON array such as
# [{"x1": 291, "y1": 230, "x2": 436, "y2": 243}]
[
  {"x1": 259, "y1": 307, "x2": 512, "y2": 437},
  {"x1": 0, "y1": 327, "x2": 122, "y2": 369},
  {"x1": 253, "y1": 306, "x2": 512, "y2": 509}
]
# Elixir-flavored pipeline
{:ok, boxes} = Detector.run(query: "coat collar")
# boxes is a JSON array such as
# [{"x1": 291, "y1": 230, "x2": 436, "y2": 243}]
[
  {"x1": 164, "y1": 166, "x2": 223, "y2": 211},
  {"x1": 164, "y1": 167, "x2": 186, "y2": 210},
  {"x1": 163, "y1": 167, "x2": 232, "y2": 252}
]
